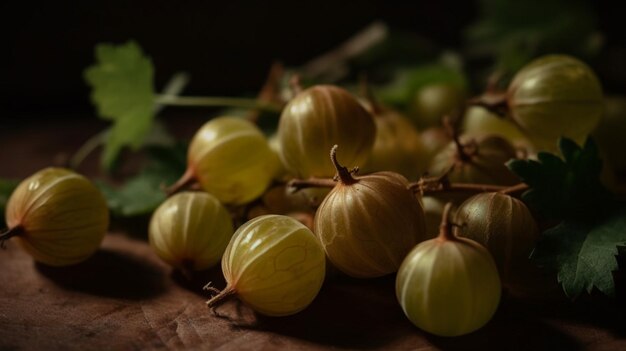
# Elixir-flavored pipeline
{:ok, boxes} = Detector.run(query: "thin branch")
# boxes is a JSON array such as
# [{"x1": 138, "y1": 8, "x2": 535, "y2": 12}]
[
  {"x1": 410, "y1": 177, "x2": 528, "y2": 196},
  {"x1": 248, "y1": 62, "x2": 286, "y2": 124},
  {"x1": 288, "y1": 177, "x2": 336, "y2": 193},
  {"x1": 499, "y1": 182, "x2": 530, "y2": 195},
  {"x1": 68, "y1": 130, "x2": 109, "y2": 170},
  {"x1": 301, "y1": 21, "x2": 388, "y2": 81},
  {"x1": 154, "y1": 71, "x2": 191, "y2": 114}
]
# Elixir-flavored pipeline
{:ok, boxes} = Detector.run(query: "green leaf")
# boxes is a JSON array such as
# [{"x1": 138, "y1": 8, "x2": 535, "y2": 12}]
[
  {"x1": 84, "y1": 41, "x2": 155, "y2": 170},
  {"x1": 507, "y1": 137, "x2": 613, "y2": 220},
  {"x1": 0, "y1": 179, "x2": 19, "y2": 224},
  {"x1": 531, "y1": 208, "x2": 626, "y2": 298},
  {"x1": 97, "y1": 144, "x2": 186, "y2": 217}
]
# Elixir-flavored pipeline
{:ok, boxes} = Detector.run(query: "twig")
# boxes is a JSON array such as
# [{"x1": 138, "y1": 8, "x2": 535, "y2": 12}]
[
  {"x1": 301, "y1": 21, "x2": 388, "y2": 82},
  {"x1": 247, "y1": 62, "x2": 286, "y2": 123},
  {"x1": 288, "y1": 177, "x2": 336, "y2": 193},
  {"x1": 410, "y1": 177, "x2": 528, "y2": 196}
]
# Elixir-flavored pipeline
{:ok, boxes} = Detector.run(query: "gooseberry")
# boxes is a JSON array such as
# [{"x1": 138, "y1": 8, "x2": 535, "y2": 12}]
[
  {"x1": 277, "y1": 85, "x2": 376, "y2": 178},
  {"x1": 206, "y1": 215, "x2": 325, "y2": 316},
  {"x1": 396, "y1": 203, "x2": 501, "y2": 337},
  {"x1": 149, "y1": 191, "x2": 233, "y2": 273},
  {"x1": 454, "y1": 192, "x2": 539, "y2": 282},
  {"x1": 315, "y1": 145, "x2": 427, "y2": 278},
  {"x1": 2, "y1": 168, "x2": 109, "y2": 266},
  {"x1": 507, "y1": 54, "x2": 604, "y2": 150},
  {"x1": 169, "y1": 116, "x2": 278, "y2": 205}
]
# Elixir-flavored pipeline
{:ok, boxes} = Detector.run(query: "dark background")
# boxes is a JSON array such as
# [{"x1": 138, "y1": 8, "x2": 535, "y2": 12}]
[{"x1": 3, "y1": 1, "x2": 624, "y2": 124}]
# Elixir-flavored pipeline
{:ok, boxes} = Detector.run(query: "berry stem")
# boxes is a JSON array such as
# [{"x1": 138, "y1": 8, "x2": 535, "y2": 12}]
[
  {"x1": 330, "y1": 145, "x2": 357, "y2": 185},
  {"x1": 0, "y1": 226, "x2": 24, "y2": 249},
  {"x1": 205, "y1": 284, "x2": 237, "y2": 312},
  {"x1": 438, "y1": 203, "x2": 456, "y2": 242},
  {"x1": 165, "y1": 168, "x2": 196, "y2": 196}
]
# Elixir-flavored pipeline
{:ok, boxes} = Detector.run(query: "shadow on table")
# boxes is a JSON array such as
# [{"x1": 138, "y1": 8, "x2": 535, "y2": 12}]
[
  {"x1": 35, "y1": 249, "x2": 166, "y2": 300},
  {"x1": 213, "y1": 274, "x2": 597, "y2": 350},
  {"x1": 424, "y1": 299, "x2": 583, "y2": 351},
  {"x1": 215, "y1": 275, "x2": 420, "y2": 349}
]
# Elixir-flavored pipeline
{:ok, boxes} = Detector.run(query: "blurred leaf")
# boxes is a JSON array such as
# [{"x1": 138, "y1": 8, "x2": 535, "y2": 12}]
[
  {"x1": 531, "y1": 208, "x2": 626, "y2": 298},
  {"x1": 84, "y1": 41, "x2": 155, "y2": 170},
  {"x1": 377, "y1": 62, "x2": 467, "y2": 109},
  {"x1": 97, "y1": 144, "x2": 186, "y2": 217},
  {"x1": 0, "y1": 179, "x2": 19, "y2": 224},
  {"x1": 466, "y1": 0, "x2": 600, "y2": 73},
  {"x1": 507, "y1": 137, "x2": 614, "y2": 220}
]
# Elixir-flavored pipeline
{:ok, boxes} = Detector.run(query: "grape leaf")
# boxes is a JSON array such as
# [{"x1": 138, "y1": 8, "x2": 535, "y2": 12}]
[
  {"x1": 84, "y1": 41, "x2": 155, "y2": 170},
  {"x1": 0, "y1": 179, "x2": 19, "y2": 224},
  {"x1": 97, "y1": 144, "x2": 186, "y2": 217},
  {"x1": 531, "y1": 208, "x2": 626, "y2": 298},
  {"x1": 507, "y1": 137, "x2": 614, "y2": 220}
]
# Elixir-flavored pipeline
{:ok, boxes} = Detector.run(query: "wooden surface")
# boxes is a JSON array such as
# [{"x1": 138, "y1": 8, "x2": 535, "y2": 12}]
[{"x1": 1, "y1": 119, "x2": 625, "y2": 350}]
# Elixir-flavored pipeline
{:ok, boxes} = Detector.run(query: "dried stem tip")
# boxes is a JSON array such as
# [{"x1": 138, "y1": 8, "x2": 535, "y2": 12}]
[
  {"x1": 330, "y1": 145, "x2": 357, "y2": 185},
  {"x1": 205, "y1": 285, "x2": 237, "y2": 313}
]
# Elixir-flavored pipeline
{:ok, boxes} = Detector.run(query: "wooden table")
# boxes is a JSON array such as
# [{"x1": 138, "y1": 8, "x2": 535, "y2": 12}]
[{"x1": 1, "y1": 119, "x2": 625, "y2": 350}]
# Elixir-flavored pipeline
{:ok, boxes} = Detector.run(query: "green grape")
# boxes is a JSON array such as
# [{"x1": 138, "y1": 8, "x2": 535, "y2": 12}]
[
  {"x1": 396, "y1": 203, "x2": 501, "y2": 337},
  {"x1": 455, "y1": 192, "x2": 539, "y2": 283},
  {"x1": 277, "y1": 85, "x2": 376, "y2": 178},
  {"x1": 361, "y1": 108, "x2": 428, "y2": 180},
  {"x1": 207, "y1": 215, "x2": 325, "y2": 316},
  {"x1": 149, "y1": 192, "x2": 233, "y2": 272},
  {"x1": 2, "y1": 168, "x2": 109, "y2": 266},
  {"x1": 315, "y1": 146, "x2": 427, "y2": 278},
  {"x1": 507, "y1": 55, "x2": 604, "y2": 150},
  {"x1": 172, "y1": 116, "x2": 278, "y2": 205}
]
